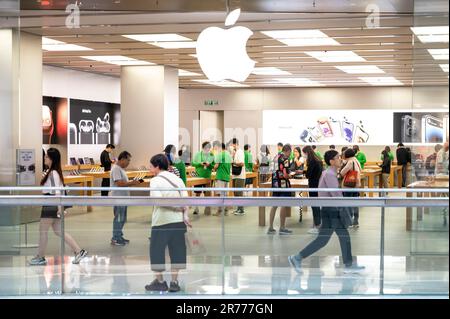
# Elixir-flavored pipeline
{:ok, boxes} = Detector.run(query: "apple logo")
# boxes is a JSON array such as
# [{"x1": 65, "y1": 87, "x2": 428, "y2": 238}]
[{"x1": 196, "y1": 8, "x2": 256, "y2": 82}]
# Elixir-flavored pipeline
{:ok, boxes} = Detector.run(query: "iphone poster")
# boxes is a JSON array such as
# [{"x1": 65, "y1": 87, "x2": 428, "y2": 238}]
[
  {"x1": 263, "y1": 110, "x2": 393, "y2": 145},
  {"x1": 393, "y1": 112, "x2": 449, "y2": 144}
]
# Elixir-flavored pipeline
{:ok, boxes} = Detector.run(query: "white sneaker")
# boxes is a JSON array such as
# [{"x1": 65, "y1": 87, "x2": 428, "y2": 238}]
[
  {"x1": 29, "y1": 256, "x2": 47, "y2": 266},
  {"x1": 307, "y1": 228, "x2": 319, "y2": 234},
  {"x1": 73, "y1": 249, "x2": 88, "y2": 264},
  {"x1": 343, "y1": 264, "x2": 365, "y2": 273}
]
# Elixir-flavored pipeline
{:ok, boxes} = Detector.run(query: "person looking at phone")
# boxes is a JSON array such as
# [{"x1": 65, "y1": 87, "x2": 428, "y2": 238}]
[
  {"x1": 100, "y1": 144, "x2": 115, "y2": 196},
  {"x1": 192, "y1": 142, "x2": 215, "y2": 216},
  {"x1": 352, "y1": 145, "x2": 366, "y2": 169},
  {"x1": 110, "y1": 151, "x2": 142, "y2": 246}
]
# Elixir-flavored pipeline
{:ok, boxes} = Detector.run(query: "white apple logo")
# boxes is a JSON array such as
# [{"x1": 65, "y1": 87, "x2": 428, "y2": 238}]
[{"x1": 196, "y1": 9, "x2": 256, "y2": 82}]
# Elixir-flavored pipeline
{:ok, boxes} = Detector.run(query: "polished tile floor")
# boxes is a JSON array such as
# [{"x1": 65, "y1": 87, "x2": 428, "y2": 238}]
[{"x1": 0, "y1": 204, "x2": 448, "y2": 296}]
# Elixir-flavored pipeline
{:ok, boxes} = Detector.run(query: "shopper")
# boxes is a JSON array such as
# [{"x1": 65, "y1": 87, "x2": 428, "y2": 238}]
[
  {"x1": 163, "y1": 144, "x2": 187, "y2": 185},
  {"x1": 110, "y1": 151, "x2": 142, "y2": 246},
  {"x1": 341, "y1": 146, "x2": 349, "y2": 159},
  {"x1": 179, "y1": 145, "x2": 191, "y2": 166},
  {"x1": 268, "y1": 144, "x2": 293, "y2": 235},
  {"x1": 244, "y1": 144, "x2": 254, "y2": 186},
  {"x1": 277, "y1": 142, "x2": 283, "y2": 154},
  {"x1": 379, "y1": 149, "x2": 391, "y2": 192},
  {"x1": 256, "y1": 144, "x2": 272, "y2": 184},
  {"x1": 353, "y1": 145, "x2": 366, "y2": 169},
  {"x1": 230, "y1": 138, "x2": 246, "y2": 215},
  {"x1": 145, "y1": 154, "x2": 191, "y2": 293},
  {"x1": 288, "y1": 150, "x2": 365, "y2": 274},
  {"x1": 100, "y1": 144, "x2": 115, "y2": 196},
  {"x1": 29, "y1": 148, "x2": 87, "y2": 266},
  {"x1": 213, "y1": 142, "x2": 232, "y2": 216},
  {"x1": 302, "y1": 146, "x2": 323, "y2": 234},
  {"x1": 192, "y1": 142, "x2": 215, "y2": 215},
  {"x1": 426, "y1": 144, "x2": 443, "y2": 175},
  {"x1": 381, "y1": 146, "x2": 395, "y2": 161},
  {"x1": 291, "y1": 146, "x2": 305, "y2": 178},
  {"x1": 312, "y1": 145, "x2": 323, "y2": 161},
  {"x1": 339, "y1": 148, "x2": 362, "y2": 228},
  {"x1": 435, "y1": 142, "x2": 449, "y2": 175},
  {"x1": 396, "y1": 143, "x2": 410, "y2": 187}
]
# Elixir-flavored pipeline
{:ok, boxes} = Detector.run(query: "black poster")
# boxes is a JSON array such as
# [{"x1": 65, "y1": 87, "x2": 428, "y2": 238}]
[
  {"x1": 42, "y1": 96, "x2": 68, "y2": 145},
  {"x1": 393, "y1": 112, "x2": 448, "y2": 144},
  {"x1": 69, "y1": 99, "x2": 120, "y2": 145}
]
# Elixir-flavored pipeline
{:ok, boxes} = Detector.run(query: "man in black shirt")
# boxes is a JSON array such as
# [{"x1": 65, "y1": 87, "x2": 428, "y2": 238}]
[
  {"x1": 100, "y1": 144, "x2": 115, "y2": 196},
  {"x1": 396, "y1": 143, "x2": 410, "y2": 187}
]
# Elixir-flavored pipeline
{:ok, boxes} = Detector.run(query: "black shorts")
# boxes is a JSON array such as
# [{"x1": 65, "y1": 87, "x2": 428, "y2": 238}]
[
  {"x1": 245, "y1": 177, "x2": 253, "y2": 185},
  {"x1": 41, "y1": 206, "x2": 58, "y2": 219},
  {"x1": 150, "y1": 222, "x2": 187, "y2": 272}
]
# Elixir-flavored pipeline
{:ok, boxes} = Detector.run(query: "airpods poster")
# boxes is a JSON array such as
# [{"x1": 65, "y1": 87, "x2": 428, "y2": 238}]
[
  {"x1": 263, "y1": 110, "x2": 393, "y2": 145},
  {"x1": 69, "y1": 99, "x2": 120, "y2": 145}
]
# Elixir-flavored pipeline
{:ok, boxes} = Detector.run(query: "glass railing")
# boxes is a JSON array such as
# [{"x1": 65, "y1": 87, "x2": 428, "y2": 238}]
[{"x1": 0, "y1": 186, "x2": 448, "y2": 297}]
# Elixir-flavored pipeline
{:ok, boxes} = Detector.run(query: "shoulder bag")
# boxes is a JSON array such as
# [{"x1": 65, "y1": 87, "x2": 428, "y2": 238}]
[{"x1": 343, "y1": 162, "x2": 358, "y2": 188}]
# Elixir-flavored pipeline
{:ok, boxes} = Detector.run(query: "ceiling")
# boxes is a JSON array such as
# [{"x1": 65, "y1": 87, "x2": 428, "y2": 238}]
[{"x1": 4, "y1": 1, "x2": 449, "y2": 88}]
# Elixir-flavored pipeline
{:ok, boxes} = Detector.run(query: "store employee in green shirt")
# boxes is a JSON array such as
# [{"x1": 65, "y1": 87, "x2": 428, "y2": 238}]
[
  {"x1": 381, "y1": 146, "x2": 395, "y2": 162},
  {"x1": 244, "y1": 144, "x2": 254, "y2": 186},
  {"x1": 213, "y1": 141, "x2": 232, "y2": 216},
  {"x1": 163, "y1": 144, "x2": 186, "y2": 185},
  {"x1": 312, "y1": 145, "x2": 323, "y2": 161},
  {"x1": 353, "y1": 145, "x2": 367, "y2": 169},
  {"x1": 192, "y1": 141, "x2": 215, "y2": 215}
]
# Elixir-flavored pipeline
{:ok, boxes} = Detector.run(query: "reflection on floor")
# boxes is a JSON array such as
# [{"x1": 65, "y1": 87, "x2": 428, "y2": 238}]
[
  {"x1": 0, "y1": 255, "x2": 448, "y2": 296},
  {"x1": 0, "y1": 205, "x2": 448, "y2": 296}
]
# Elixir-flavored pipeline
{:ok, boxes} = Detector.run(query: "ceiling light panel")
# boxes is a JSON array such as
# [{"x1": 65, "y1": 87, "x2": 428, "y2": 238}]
[
  {"x1": 81, "y1": 55, "x2": 153, "y2": 66},
  {"x1": 178, "y1": 69, "x2": 201, "y2": 76},
  {"x1": 42, "y1": 37, "x2": 92, "y2": 51},
  {"x1": 440, "y1": 64, "x2": 449, "y2": 72},
  {"x1": 359, "y1": 77, "x2": 403, "y2": 85},
  {"x1": 275, "y1": 78, "x2": 324, "y2": 86},
  {"x1": 151, "y1": 41, "x2": 197, "y2": 49},
  {"x1": 335, "y1": 65, "x2": 384, "y2": 74},
  {"x1": 261, "y1": 30, "x2": 340, "y2": 46},
  {"x1": 122, "y1": 34, "x2": 192, "y2": 42},
  {"x1": 251, "y1": 67, "x2": 292, "y2": 75},
  {"x1": 305, "y1": 51, "x2": 366, "y2": 62},
  {"x1": 193, "y1": 79, "x2": 249, "y2": 87},
  {"x1": 428, "y1": 49, "x2": 449, "y2": 60}
]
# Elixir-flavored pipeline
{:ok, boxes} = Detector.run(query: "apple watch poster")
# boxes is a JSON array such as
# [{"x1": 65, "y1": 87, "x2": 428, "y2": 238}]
[
  {"x1": 69, "y1": 99, "x2": 120, "y2": 145},
  {"x1": 42, "y1": 96, "x2": 68, "y2": 145}
]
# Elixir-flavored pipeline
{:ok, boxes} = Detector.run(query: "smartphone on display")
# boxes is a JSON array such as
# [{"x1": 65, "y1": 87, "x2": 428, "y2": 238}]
[
  {"x1": 355, "y1": 125, "x2": 370, "y2": 143},
  {"x1": 308, "y1": 126, "x2": 324, "y2": 142},
  {"x1": 329, "y1": 118, "x2": 342, "y2": 139},
  {"x1": 401, "y1": 115, "x2": 420, "y2": 143},
  {"x1": 422, "y1": 115, "x2": 444, "y2": 143},
  {"x1": 341, "y1": 120, "x2": 354, "y2": 143},
  {"x1": 70, "y1": 157, "x2": 77, "y2": 165},
  {"x1": 317, "y1": 118, "x2": 333, "y2": 138},
  {"x1": 78, "y1": 158, "x2": 84, "y2": 165},
  {"x1": 300, "y1": 129, "x2": 316, "y2": 143}
]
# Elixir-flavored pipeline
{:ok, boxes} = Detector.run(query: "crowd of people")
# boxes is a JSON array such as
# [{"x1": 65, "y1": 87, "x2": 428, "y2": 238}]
[{"x1": 30, "y1": 141, "x2": 449, "y2": 291}]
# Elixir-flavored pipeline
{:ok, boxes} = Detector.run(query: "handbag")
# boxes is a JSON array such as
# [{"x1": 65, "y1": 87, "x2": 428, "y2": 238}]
[
  {"x1": 343, "y1": 162, "x2": 358, "y2": 188},
  {"x1": 232, "y1": 164, "x2": 242, "y2": 176},
  {"x1": 338, "y1": 207, "x2": 353, "y2": 229}
]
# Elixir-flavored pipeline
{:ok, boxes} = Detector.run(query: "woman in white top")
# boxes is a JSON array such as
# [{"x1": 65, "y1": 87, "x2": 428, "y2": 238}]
[
  {"x1": 145, "y1": 154, "x2": 191, "y2": 293},
  {"x1": 338, "y1": 148, "x2": 362, "y2": 228},
  {"x1": 29, "y1": 148, "x2": 87, "y2": 266}
]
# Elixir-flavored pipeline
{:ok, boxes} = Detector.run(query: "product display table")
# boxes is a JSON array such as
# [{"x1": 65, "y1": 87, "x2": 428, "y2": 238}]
[
  {"x1": 364, "y1": 164, "x2": 402, "y2": 188},
  {"x1": 63, "y1": 175, "x2": 94, "y2": 212},
  {"x1": 257, "y1": 179, "x2": 309, "y2": 227},
  {"x1": 361, "y1": 168, "x2": 382, "y2": 197},
  {"x1": 406, "y1": 180, "x2": 449, "y2": 231},
  {"x1": 82, "y1": 170, "x2": 153, "y2": 180}
]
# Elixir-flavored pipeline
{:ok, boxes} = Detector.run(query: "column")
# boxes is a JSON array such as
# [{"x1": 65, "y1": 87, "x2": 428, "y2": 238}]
[{"x1": 120, "y1": 66, "x2": 179, "y2": 168}]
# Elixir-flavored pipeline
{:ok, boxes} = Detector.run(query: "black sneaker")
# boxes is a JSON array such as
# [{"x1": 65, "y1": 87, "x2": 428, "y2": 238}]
[
  {"x1": 145, "y1": 279, "x2": 168, "y2": 292},
  {"x1": 111, "y1": 239, "x2": 126, "y2": 246},
  {"x1": 169, "y1": 280, "x2": 181, "y2": 292},
  {"x1": 120, "y1": 237, "x2": 130, "y2": 244}
]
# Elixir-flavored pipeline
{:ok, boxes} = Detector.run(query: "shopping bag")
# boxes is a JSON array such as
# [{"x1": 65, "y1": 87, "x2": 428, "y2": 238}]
[{"x1": 186, "y1": 230, "x2": 206, "y2": 255}]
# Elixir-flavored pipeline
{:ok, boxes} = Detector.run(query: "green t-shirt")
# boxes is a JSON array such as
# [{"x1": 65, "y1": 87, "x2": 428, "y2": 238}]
[
  {"x1": 192, "y1": 151, "x2": 215, "y2": 178},
  {"x1": 315, "y1": 151, "x2": 323, "y2": 161},
  {"x1": 380, "y1": 152, "x2": 395, "y2": 161},
  {"x1": 215, "y1": 151, "x2": 232, "y2": 182},
  {"x1": 356, "y1": 151, "x2": 367, "y2": 169},
  {"x1": 244, "y1": 151, "x2": 253, "y2": 172},
  {"x1": 173, "y1": 159, "x2": 186, "y2": 185}
]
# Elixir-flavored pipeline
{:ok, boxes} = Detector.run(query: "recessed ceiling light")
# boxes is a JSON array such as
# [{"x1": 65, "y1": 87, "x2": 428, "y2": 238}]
[
  {"x1": 193, "y1": 79, "x2": 249, "y2": 87},
  {"x1": 151, "y1": 41, "x2": 197, "y2": 49},
  {"x1": 359, "y1": 77, "x2": 403, "y2": 86},
  {"x1": 42, "y1": 37, "x2": 92, "y2": 51},
  {"x1": 275, "y1": 78, "x2": 324, "y2": 86},
  {"x1": 411, "y1": 26, "x2": 449, "y2": 43},
  {"x1": 80, "y1": 55, "x2": 153, "y2": 66},
  {"x1": 122, "y1": 34, "x2": 192, "y2": 42},
  {"x1": 178, "y1": 69, "x2": 201, "y2": 76},
  {"x1": 305, "y1": 51, "x2": 365, "y2": 62},
  {"x1": 417, "y1": 35, "x2": 449, "y2": 43},
  {"x1": 428, "y1": 49, "x2": 449, "y2": 60},
  {"x1": 251, "y1": 67, "x2": 292, "y2": 75},
  {"x1": 440, "y1": 64, "x2": 449, "y2": 72},
  {"x1": 335, "y1": 65, "x2": 384, "y2": 74},
  {"x1": 261, "y1": 30, "x2": 340, "y2": 46}
]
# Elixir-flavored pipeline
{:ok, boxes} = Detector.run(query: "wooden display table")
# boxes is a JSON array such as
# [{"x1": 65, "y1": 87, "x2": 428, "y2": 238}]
[
  {"x1": 361, "y1": 168, "x2": 382, "y2": 197},
  {"x1": 82, "y1": 170, "x2": 153, "y2": 180},
  {"x1": 63, "y1": 165, "x2": 79, "y2": 171},
  {"x1": 63, "y1": 175, "x2": 94, "y2": 212},
  {"x1": 406, "y1": 180, "x2": 449, "y2": 231},
  {"x1": 364, "y1": 164, "x2": 402, "y2": 189},
  {"x1": 257, "y1": 179, "x2": 309, "y2": 226}
]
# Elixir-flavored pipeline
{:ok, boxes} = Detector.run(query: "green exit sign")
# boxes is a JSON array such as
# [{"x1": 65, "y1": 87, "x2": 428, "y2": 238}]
[{"x1": 204, "y1": 99, "x2": 219, "y2": 106}]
